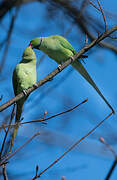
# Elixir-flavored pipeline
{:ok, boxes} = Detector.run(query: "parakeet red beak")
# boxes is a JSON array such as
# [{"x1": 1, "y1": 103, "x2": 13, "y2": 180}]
[{"x1": 28, "y1": 42, "x2": 33, "y2": 48}]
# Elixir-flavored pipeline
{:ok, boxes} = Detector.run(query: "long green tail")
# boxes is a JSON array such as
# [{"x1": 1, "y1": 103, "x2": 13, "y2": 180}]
[
  {"x1": 10, "y1": 103, "x2": 23, "y2": 151},
  {"x1": 72, "y1": 60, "x2": 115, "y2": 113}
]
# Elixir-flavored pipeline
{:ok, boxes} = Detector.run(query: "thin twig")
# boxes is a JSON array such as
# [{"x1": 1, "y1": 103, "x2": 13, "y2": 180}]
[
  {"x1": 99, "y1": 136, "x2": 117, "y2": 180},
  {"x1": 79, "y1": 0, "x2": 89, "y2": 18},
  {"x1": 51, "y1": 0, "x2": 117, "y2": 54},
  {"x1": 0, "y1": 25, "x2": 117, "y2": 113},
  {"x1": 108, "y1": 35, "x2": 117, "y2": 39},
  {"x1": 32, "y1": 165, "x2": 39, "y2": 180},
  {"x1": 0, "y1": 98, "x2": 88, "y2": 129},
  {"x1": 96, "y1": 0, "x2": 107, "y2": 32},
  {"x1": 0, "y1": 103, "x2": 16, "y2": 158},
  {"x1": 22, "y1": 98, "x2": 88, "y2": 124},
  {"x1": 2, "y1": 164, "x2": 8, "y2": 180},
  {"x1": 0, "y1": 7, "x2": 19, "y2": 73},
  {"x1": 0, "y1": 0, "x2": 18, "y2": 19},
  {"x1": 61, "y1": 176, "x2": 66, "y2": 180},
  {"x1": 0, "y1": 132, "x2": 40, "y2": 166},
  {"x1": 99, "y1": 137, "x2": 117, "y2": 158},
  {"x1": 32, "y1": 112, "x2": 113, "y2": 179},
  {"x1": 89, "y1": 1, "x2": 100, "y2": 11},
  {"x1": 41, "y1": 111, "x2": 48, "y2": 125},
  {"x1": 85, "y1": 33, "x2": 88, "y2": 46},
  {"x1": 105, "y1": 159, "x2": 117, "y2": 180},
  {"x1": 89, "y1": 0, "x2": 107, "y2": 32}
]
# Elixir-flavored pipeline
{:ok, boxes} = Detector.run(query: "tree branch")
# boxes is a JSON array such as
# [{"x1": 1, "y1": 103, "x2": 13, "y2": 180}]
[
  {"x1": 105, "y1": 159, "x2": 117, "y2": 180},
  {"x1": 48, "y1": 0, "x2": 117, "y2": 54},
  {"x1": 0, "y1": 104, "x2": 16, "y2": 157},
  {"x1": 2, "y1": 164, "x2": 8, "y2": 180},
  {"x1": 0, "y1": 25, "x2": 117, "y2": 112},
  {"x1": 0, "y1": 98, "x2": 88, "y2": 130},
  {"x1": 0, "y1": 132, "x2": 40, "y2": 166},
  {"x1": 32, "y1": 112, "x2": 113, "y2": 179},
  {"x1": 0, "y1": 7, "x2": 19, "y2": 73}
]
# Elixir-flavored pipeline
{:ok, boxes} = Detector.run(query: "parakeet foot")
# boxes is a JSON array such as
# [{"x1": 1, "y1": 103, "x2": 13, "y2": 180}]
[
  {"x1": 33, "y1": 83, "x2": 38, "y2": 88},
  {"x1": 22, "y1": 90, "x2": 28, "y2": 96},
  {"x1": 58, "y1": 64, "x2": 62, "y2": 72},
  {"x1": 70, "y1": 56, "x2": 74, "y2": 63},
  {"x1": 81, "y1": 55, "x2": 88, "y2": 58},
  {"x1": 48, "y1": 77, "x2": 53, "y2": 81}
]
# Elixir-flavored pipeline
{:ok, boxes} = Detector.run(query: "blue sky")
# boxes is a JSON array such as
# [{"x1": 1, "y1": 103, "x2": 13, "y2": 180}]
[{"x1": 0, "y1": 0, "x2": 117, "y2": 179}]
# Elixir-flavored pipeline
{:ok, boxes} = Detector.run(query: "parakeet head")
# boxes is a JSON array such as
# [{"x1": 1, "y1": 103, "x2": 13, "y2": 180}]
[
  {"x1": 22, "y1": 47, "x2": 36, "y2": 62},
  {"x1": 30, "y1": 37, "x2": 42, "y2": 49}
]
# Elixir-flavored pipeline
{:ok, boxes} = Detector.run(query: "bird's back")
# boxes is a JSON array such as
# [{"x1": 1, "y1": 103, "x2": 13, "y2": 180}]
[{"x1": 40, "y1": 35, "x2": 76, "y2": 63}]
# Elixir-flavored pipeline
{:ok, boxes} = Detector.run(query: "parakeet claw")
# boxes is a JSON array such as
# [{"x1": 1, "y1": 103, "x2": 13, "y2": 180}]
[
  {"x1": 33, "y1": 83, "x2": 38, "y2": 88},
  {"x1": 48, "y1": 77, "x2": 53, "y2": 81},
  {"x1": 70, "y1": 56, "x2": 74, "y2": 63},
  {"x1": 58, "y1": 64, "x2": 62, "y2": 72},
  {"x1": 81, "y1": 55, "x2": 88, "y2": 58},
  {"x1": 22, "y1": 90, "x2": 28, "y2": 96}
]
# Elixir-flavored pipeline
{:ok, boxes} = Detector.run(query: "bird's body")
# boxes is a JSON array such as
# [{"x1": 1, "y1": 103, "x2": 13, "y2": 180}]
[
  {"x1": 11, "y1": 47, "x2": 37, "y2": 149},
  {"x1": 30, "y1": 35, "x2": 115, "y2": 113},
  {"x1": 37, "y1": 35, "x2": 75, "y2": 63}
]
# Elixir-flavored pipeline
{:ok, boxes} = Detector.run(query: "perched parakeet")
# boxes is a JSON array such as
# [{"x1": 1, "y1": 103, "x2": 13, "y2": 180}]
[
  {"x1": 30, "y1": 35, "x2": 115, "y2": 113},
  {"x1": 11, "y1": 47, "x2": 37, "y2": 149}
]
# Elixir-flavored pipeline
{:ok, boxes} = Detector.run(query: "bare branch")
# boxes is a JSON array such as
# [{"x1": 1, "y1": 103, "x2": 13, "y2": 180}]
[
  {"x1": 48, "y1": 0, "x2": 117, "y2": 54},
  {"x1": 89, "y1": 1, "x2": 100, "y2": 11},
  {"x1": 108, "y1": 35, "x2": 117, "y2": 39},
  {"x1": 61, "y1": 176, "x2": 66, "y2": 180},
  {"x1": 0, "y1": 103, "x2": 16, "y2": 158},
  {"x1": 96, "y1": 0, "x2": 107, "y2": 32},
  {"x1": 0, "y1": 25, "x2": 117, "y2": 113},
  {"x1": 0, "y1": 98, "x2": 88, "y2": 129},
  {"x1": 22, "y1": 98, "x2": 88, "y2": 124},
  {"x1": 99, "y1": 137, "x2": 117, "y2": 158},
  {"x1": 99, "y1": 136, "x2": 117, "y2": 180},
  {"x1": 0, "y1": 132, "x2": 40, "y2": 166},
  {"x1": 0, "y1": 7, "x2": 19, "y2": 73},
  {"x1": 61, "y1": 176, "x2": 67, "y2": 180},
  {"x1": 105, "y1": 159, "x2": 117, "y2": 180},
  {"x1": 0, "y1": 0, "x2": 38, "y2": 19},
  {"x1": 32, "y1": 112, "x2": 113, "y2": 179},
  {"x1": 2, "y1": 164, "x2": 8, "y2": 180},
  {"x1": 90, "y1": 0, "x2": 107, "y2": 31}
]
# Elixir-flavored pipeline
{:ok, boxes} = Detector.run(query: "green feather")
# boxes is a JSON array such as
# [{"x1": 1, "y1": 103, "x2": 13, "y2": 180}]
[
  {"x1": 30, "y1": 35, "x2": 115, "y2": 113},
  {"x1": 11, "y1": 47, "x2": 37, "y2": 150}
]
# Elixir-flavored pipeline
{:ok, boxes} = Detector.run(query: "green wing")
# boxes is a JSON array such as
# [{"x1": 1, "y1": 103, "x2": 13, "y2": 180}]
[
  {"x1": 52, "y1": 35, "x2": 76, "y2": 54},
  {"x1": 12, "y1": 68, "x2": 19, "y2": 96}
]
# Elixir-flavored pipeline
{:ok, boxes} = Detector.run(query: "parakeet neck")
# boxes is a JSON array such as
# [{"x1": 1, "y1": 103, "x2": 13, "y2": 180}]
[
  {"x1": 37, "y1": 37, "x2": 43, "y2": 49},
  {"x1": 39, "y1": 37, "x2": 48, "y2": 51}
]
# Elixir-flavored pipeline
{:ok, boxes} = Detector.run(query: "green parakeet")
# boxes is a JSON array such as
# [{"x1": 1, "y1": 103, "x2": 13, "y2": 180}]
[
  {"x1": 11, "y1": 47, "x2": 37, "y2": 149},
  {"x1": 30, "y1": 35, "x2": 115, "y2": 113}
]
